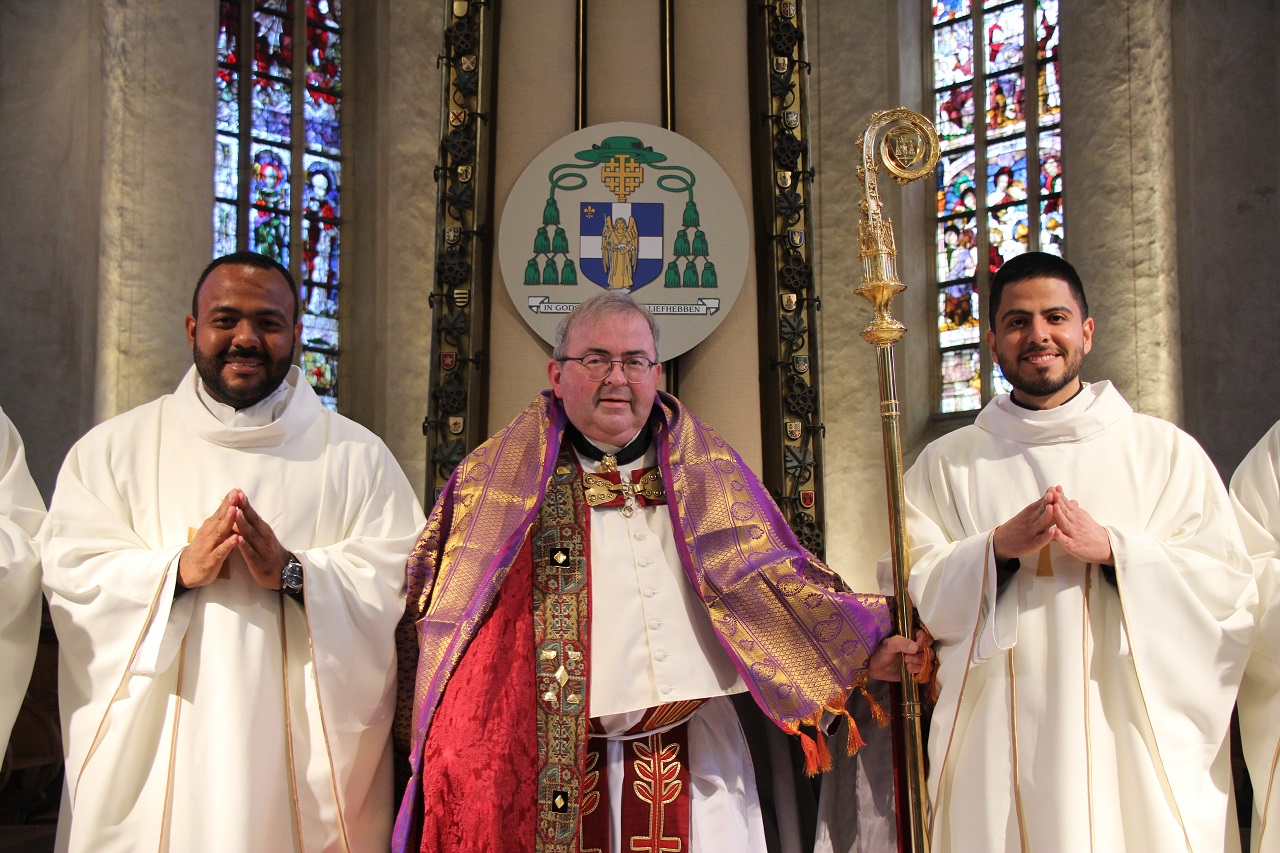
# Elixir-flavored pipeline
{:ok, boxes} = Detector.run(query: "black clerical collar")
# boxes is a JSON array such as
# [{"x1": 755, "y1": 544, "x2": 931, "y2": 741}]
[
  {"x1": 1008, "y1": 382, "x2": 1085, "y2": 411},
  {"x1": 565, "y1": 420, "x2": 652, "y2": 466}
]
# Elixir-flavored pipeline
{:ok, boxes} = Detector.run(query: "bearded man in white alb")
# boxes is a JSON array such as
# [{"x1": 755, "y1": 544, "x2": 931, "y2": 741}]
[
  {"x1": 0, "y1": 405, "x2": 45, "y2": 758},
  {"x1": 41, "y1": 252, "x2": 425, "y2": 853},
  {"x1": 903, "y1": 252, "x2": 1256, "y2": 852},
  {"x1": 1231, "y1": 420, "x2": 1280, "y2": 853}
]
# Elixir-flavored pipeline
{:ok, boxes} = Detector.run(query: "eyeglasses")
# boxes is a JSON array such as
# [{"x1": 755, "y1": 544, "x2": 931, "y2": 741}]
[{"x1": 559, "y1": 354, "x2": 658, "y2": 383}]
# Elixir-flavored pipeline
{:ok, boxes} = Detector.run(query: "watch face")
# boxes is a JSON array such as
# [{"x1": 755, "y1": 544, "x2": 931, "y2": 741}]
[{"x1": 283, "y1": 557, "x2": 303, "y2": 591}]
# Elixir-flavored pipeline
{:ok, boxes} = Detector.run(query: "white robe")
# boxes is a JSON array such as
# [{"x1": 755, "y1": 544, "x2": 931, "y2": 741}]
[
  {"x1": 0, "y1": 405, "x2": 46, "y2": 757},
  {"x1": 578, "y1": 440, "x2": 766, "y2": 853},
  {"x1": 1230, "y1": 419, "x2": 1280, "y2": 853},
  {"x1": 40, "y1": 367, "x2": 425, "y2": 853},
  {"x1": 904, "y1": 381, "x2": 1256, "y2": 853}
]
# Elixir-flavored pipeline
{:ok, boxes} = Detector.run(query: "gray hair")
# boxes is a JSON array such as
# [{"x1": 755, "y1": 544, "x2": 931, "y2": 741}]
[{"x1": 552, "y1": 291, "x2": 661, "y2": 361}]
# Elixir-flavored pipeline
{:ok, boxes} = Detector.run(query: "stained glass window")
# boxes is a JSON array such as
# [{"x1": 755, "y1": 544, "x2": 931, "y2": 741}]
[
  {"x1": 931, "y1": 0, "x2": 1063, "y2": 412},
  {"x1": 213, "y1": 0, "x2": 344, "y2": 410}
]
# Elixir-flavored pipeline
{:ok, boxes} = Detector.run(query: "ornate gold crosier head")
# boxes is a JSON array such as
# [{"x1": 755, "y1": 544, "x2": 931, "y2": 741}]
[{"x1": 855, "y1": 109, "x2": 940, "y2": 347}]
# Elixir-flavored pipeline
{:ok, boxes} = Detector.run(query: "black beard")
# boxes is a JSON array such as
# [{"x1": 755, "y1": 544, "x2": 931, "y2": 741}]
[
  {"x1": 1006, "y1": 346, "x2": 1083, "y2": 400},
  {"x1": 194, "y1": 344, "x2": 294, "y2": 409}
]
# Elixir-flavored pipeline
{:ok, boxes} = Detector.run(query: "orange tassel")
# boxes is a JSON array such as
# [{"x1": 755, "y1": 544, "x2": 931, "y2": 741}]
[
  {"x1": 845, "y1": 717, "x2": 868, "y2": 756},
  {"x1": 858, "y1": 685, "x2": 891, "y2": 727},
  {"x1": 799, "y1": 730, "x2": 822, "y2": 776}
]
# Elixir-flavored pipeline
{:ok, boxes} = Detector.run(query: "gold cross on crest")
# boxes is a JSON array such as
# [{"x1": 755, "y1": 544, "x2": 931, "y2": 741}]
[{"x1": 601, "y1": 154, "x2": 644, "y2": 202}]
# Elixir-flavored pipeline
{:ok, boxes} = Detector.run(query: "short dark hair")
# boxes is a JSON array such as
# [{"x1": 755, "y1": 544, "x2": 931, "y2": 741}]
[
  {"x1": 193, "y1": 251, "x2": 300, "y2": 323},
  {"x1": 988, "y1": 252, "x2": 1087, "y2": 326},
  {"x1": 552, "y1": 291, "x2": 661, "y2": 361}
]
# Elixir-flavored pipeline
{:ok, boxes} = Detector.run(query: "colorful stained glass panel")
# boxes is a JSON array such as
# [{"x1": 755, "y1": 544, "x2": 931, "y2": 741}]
[
  {"x1": 934, "y1": 21, "x2": 975, "y2": 89},
  {"x1": 1040, "y1": 198, "x2": 1064, "y2": 255},
  {"x1": 304, "y1": 91, "x2": 340, "y2": 153},
  {"x1": 214, "y1": 202, "x2": 238, "y2": 257},
  {"x1": 938, "y1": 149, "x2": 978, "y2": 215},
  {"x1": 984, "y1": 3, "x2": 1025, "y2": 74},
  {"x1": 306, "y1": 26, "x2": 342, "y2": 92},
  {"x1": 941, "y1": 347, "x2": 982, "y2": 413},
  {"x1": 252, "y1": 77, "x2": 292, "y2": 143},
  {"x1": 937, "y1": 217, "x2": 979, "y2": 282},
  {"x1": 308, "y1": 0, "x2": 341, "y2": 28},
  {"x1": 1037, "y1": 0, "x2": 1060, "y2": 59},
  {"x1": 1039, "y1": 130, "x2": 1062, "y2": 194},
  {"x1": 301, "y1": 351, "x2": 338, "y2": 410},
  {"x1": 988, "y1": 203, "x2": 1029, "y2": 272},
  {"x1": 936, "y1": 84, "x2": 975, "y2": 151},
  {"x1": 302, "y1": 283, "x2": 339, "y2": 317},
  {"x1": 302, "y1": 313, "x2": 339, "y2": 351},
  {"x1": 939, "y1": 282, "x2": 981, "y2": 347},
  {"x1": 250, "y1": 207, "x2": 289, "y2": 266},
  {"x1": 1039, "y1": 59, "x2": 1061, "y2": 127},
  {"x1": 218, "y1": 2, "x2": 240, "y2": 64},
  {"x1": 986, "y1": 138, "x2": 1027, "y2": 206},
  {"x1": 991, "y1": 364, "x2": 1013, "y2": 395},
  {"x1": 986, "y1": 71, "x2": 1026, "y2": 139},
  {"x1": 215, "y1": 135, "x2": 240, "y2": 199},
  {"x1": 302, "y1": 220, "x2": 340, "y2": 286},
  {"x1": 250, "y1": 144, "x2": 290, "y2": 208},
  {"x1": 254, "y1": 9, "x2": 293, "y2": 78},
  {"x1": 933, "y1": 0, "x2": 971, "y2": 24},
  {"x1": 303, "y1": 155, "x2": 341, "y2": 216},
  {"x1": 217, "y1": 69, "x2": 239, "y2": 133}
]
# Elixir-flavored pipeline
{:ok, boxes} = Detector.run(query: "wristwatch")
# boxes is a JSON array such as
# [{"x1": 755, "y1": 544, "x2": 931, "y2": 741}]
[{"x1": 281, "y1": 553, "x2": 304, "y2": 595}]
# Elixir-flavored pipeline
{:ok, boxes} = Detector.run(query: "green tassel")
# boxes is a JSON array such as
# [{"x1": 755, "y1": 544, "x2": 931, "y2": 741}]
[
  {"x1": 665, "y1": 261, "x2": 680, "y2": 288},
  {"x1": 561, "y1": 259, "x2": 577, "y2": 284},
  {"x1": 701, "y1": 261, "x2": 717, "y2": 288},
  {"x1": 683, "y1": 200, "x2": 699, "y2": 228},
  {"x1": 524, "y1": 258, "x2": 540, "y2": 285},
  {"x1": 543, "y1": 257, "x2": 559, "y2": 284},
  {"x1": 692, "y1": 229, "x2": 709, "y2": 257},
  {"x1": 683, "y1": 261, "x2": 699, "y2": 288},
  {"x1": 552, "y1": 227, "x2": 569, "y2": 254},
  {"x1": 673, "y1": 231, "x2": 690, "y2": 257},
  {"x1": 543, "y1": 197, "x2": 560, "y2": 226},
  {"x1": 533, "y1": 228, "x2": 551, "y2": 255}
]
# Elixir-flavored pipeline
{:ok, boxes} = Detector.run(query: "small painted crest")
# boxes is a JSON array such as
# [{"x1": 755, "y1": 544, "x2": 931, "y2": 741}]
[
  {"x1": 440, "y1": 351, "x2": 458, "y2": 370},
  {"x1": 456, "y1": 165, "x2": 473, "y2": 183},
  {"x1": 459, "y1": 54, "x2": 478, "y2": 72},
  {"x1": 449, "y1": 108, "x2": 468, "y2": 128},
  {"x1": 776, "y1": 171, "x2": 793, "y2": 189},
  {"x1": 886, "y1": 126, "x2": 924, "y2": 170},
  {"x1": 772, "y1": 56, "x2": 790, "y2": 75},
  {"x1": 788, "y1": 229, "x2": 805, "y2": 248},
  {"x1": 448, "y1": 416, "x2": 465, "y2": 435},
  {"x1": 453, "y1": 289, "x2": 471, "y2": 308},
  {"x1": 799, "y1": 490, "x2": 815, "y2": 509},
  {"x1": 444, "y1": 226, "x2": 462, "y2": 245},
  {"x1": 792, "y1": 354, "x2": 809, "y2": 373},
  {"x1": 781, "y1": 292, "x2": 798, "y2": 312},
  {"x1": 779, "y1": 1, "x2": 797, "y2": 18},
  {"x1": 785, "y1": 421, "x2": 803, "y2": 440},
  {"x1": 783, "y1": 110, "x2": 800, "y2": 130}
]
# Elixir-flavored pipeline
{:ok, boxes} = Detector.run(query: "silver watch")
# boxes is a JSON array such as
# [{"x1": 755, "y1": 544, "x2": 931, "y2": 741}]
[{"x1": 281, "y1": 553, "x2": 304, "y2": 594}]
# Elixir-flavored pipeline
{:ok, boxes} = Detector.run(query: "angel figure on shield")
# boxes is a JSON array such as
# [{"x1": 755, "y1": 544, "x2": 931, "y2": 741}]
[{"x1": 602, "y1": 215, "x2": 639, "y2": 290}]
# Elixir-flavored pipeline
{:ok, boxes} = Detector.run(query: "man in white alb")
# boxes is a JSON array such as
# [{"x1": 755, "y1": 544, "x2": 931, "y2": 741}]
[
  {"x1": 41, "y1": 252, "x2": 425, "y2": 852},
  {"x1": 1231, "y1": 420, "x2": 1280, "y2": 853},
  {"x1": 903, "y1": 252, "x2": 1256, "y2": 852},
  {"x1": 0, "y1": 406, "x2": 45, "y2": 758}
]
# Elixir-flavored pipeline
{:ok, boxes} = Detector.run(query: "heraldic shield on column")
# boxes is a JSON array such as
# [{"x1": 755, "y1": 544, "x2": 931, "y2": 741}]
[{"x1": 499, "y1": 122, "x2": 749, "y2": 359}]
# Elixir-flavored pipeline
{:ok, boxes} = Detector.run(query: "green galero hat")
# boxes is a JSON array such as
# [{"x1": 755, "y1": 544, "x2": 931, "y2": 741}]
[{"x1": 574, "y1": 136, "x2": 668, "y2": 165}]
